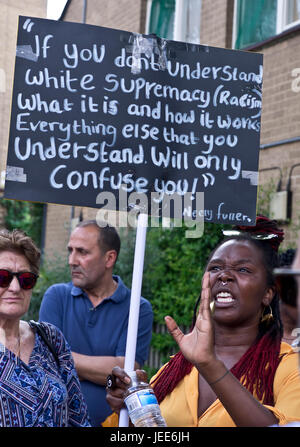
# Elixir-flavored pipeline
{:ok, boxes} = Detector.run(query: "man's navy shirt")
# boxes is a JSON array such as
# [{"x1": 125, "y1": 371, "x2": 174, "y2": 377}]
[{"x1": 39, "y1": 275, "x2": 153, "y2": 426}]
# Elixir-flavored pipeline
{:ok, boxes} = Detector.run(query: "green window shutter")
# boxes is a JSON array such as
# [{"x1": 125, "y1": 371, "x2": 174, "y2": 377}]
[
  {"x1": 148, "y1": 0, "x2": 176, "y2": 39},
  {"x1": 235, "y1": 0, "x2": 277, "y2": 49}
]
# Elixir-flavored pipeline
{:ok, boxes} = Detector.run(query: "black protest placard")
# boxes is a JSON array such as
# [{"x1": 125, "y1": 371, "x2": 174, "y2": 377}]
[{"x1": 4, "y1": 16, "x2": 263, "y2": 225}]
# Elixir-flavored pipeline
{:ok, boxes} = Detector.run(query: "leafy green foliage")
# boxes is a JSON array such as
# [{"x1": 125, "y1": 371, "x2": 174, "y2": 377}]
[
  {"x1": 0, "y1": 198, "x2": 44, "y2": 246},
  {"x1": 24, "y1": 255, "x2": 70, "y2": 321},
  {"x1": 113, "y1": 227, "x2": 136, "y2": 286}
]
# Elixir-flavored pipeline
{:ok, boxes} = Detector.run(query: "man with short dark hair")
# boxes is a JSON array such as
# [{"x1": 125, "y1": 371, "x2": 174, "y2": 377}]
[{"x1": 39, "y1": 220, "x2": 153, "y2": 426}]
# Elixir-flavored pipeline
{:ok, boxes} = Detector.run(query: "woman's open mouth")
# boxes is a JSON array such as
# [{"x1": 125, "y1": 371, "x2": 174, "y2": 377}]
[{"x1": 215, "y1": 291, "x2": 235, "y2": 306}]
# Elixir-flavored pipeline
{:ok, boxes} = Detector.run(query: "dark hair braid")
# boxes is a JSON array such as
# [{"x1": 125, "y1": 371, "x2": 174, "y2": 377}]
[{"x1": 151, "y1": 215, "x2": 284, "y2": 406}]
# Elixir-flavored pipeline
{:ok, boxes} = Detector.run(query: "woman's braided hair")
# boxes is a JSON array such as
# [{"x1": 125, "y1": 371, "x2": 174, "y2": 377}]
[{"x1": 151, "y1": 215, "x2": 284, "y2": 406}]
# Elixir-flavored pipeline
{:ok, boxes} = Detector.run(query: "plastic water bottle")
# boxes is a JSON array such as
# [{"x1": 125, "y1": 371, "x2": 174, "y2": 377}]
[{"x1": 124, "y1": 371, "x2": 167, "y2": 427}]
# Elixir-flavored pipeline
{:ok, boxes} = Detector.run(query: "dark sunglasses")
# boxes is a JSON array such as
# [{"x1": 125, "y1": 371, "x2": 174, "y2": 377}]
[{"x1": 0, "y1": 269, "x2": 38, "y2": 290}]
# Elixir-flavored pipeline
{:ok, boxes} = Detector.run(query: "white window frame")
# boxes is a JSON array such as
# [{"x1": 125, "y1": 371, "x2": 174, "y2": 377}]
[
  {"x1": 145, "y1": 0, "x2": 202, "y2": 44},
  {"x1": 233, "y1": 0, "x2": 300, "y2": 49},
  {"x1": 232, "y1": 0, "x2": 238, "y2": 48},
  {"x1": 277, "y1": 0, "x2": 300, "y2": 33},
  {"x1": 145, "y1": 0, "x2": 153, "y2": 35},
  {"x1": 47, "y1": 0, "x2": 69, "y2": 20}
]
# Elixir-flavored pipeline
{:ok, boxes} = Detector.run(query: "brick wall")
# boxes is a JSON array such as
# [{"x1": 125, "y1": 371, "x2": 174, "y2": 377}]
[
  {"x1": 63, "y1": 0, "x2": 146, "y2": 32},
  {"x1": 256, "y1": 33, "x2": 300, "y2": 248},
  {"x1": 200, "y1": 0, "x2": 232, "y2": 48},
  {"x1": 43, "y1": 203, "x2": 100, "y2": 258},
  {"x1": 259, "y1": 35, "x2": 300, "y2": 144}
]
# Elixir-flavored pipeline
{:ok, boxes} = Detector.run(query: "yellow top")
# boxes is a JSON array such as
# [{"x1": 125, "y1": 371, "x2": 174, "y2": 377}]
[{"x1": 103, "y1": 343, "x2": 300, "y2": 427}]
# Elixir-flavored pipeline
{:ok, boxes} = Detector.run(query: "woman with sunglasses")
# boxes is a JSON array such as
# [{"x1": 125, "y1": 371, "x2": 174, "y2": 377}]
[
  {"x1": 105, "y1": 216, "x2": 300, "y2": 427},
  {"x1": 0, "y1": 229, "x2": 90, "y2": 427}
]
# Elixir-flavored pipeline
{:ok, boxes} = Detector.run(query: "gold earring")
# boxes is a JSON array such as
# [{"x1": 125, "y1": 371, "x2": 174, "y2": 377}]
[{"x1": 261, "y1": 305, "x2": 274, "y2": 325}]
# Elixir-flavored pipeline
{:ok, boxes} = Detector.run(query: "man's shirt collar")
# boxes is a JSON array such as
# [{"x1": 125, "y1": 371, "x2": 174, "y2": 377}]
[{"x1": 70, "y1": 275, "x2": 127, "y2": 303}]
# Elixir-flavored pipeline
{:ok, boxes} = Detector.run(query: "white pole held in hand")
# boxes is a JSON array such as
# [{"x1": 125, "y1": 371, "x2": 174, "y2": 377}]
[{"x1": 119, "y1": 213, "x2": 148, "y2": 427}]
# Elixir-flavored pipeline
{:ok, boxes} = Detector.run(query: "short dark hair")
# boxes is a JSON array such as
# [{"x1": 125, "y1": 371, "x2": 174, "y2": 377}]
[
  {"x1": 75, "y1": 220, "x2": 121, "y2": 259},
  {"x1": 0, "y1": 229, "x2": 40, "y2": 275}
]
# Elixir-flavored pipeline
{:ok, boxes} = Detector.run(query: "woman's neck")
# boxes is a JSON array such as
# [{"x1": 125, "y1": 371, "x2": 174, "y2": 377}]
[
  {"x1": 0, "y1": 318, "x2": 20, "y2": 339},
  {"x1": 0, "y1": 318, "x2": 21, "y2": 357},
  {"x1": 214, "y1": 322, "x2": 259, "y2": 359}
]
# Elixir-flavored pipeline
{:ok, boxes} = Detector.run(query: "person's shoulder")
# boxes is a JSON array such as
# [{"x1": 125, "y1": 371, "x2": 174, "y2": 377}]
[
  {"x1": 32, "y1": 320, "x2": 63, "y2": 338},
  {"x1": 113, "y1": 276, "x2": 131, "y2": 299},
  {"x1": 278, "y1": 341, "x2": 299, "y2": 367},
  {"x1": 36, "y1": 320, "x2": 69, "y2": 351},
  {"x1": 280, "y1": 341, "x2": 298, "y2": 358},
  {"x1": 140, "y1": 295, "x2": 153, "y2": 311},
  {"x1": 274, "y1": 342, "x2": 300, "y2": 384},
  {"x1": 44, "y1": 281, "x2": 74, "y2": 296}
]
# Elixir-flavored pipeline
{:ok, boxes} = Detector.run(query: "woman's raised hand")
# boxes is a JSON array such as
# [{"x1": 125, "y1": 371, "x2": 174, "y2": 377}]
[{"x1": 165, "y1": 272, "x2": 216, "y2": 369}]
